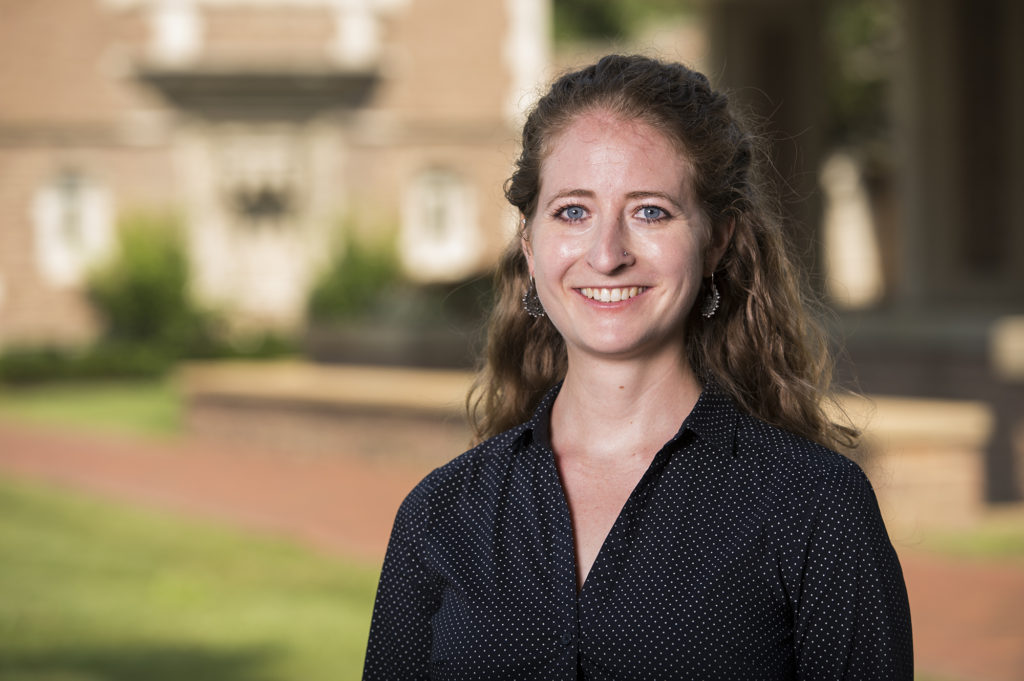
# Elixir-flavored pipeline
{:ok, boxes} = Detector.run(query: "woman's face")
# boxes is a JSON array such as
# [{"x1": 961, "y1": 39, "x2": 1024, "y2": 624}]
[{"x1": 523, "y1": 110, "x2": 727, "y2": 364}]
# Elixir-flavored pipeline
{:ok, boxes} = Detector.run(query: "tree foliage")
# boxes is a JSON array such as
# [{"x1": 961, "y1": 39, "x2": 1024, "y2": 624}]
[{"x1": 553, "y1": 0, "x2": 694, "y2": 43}]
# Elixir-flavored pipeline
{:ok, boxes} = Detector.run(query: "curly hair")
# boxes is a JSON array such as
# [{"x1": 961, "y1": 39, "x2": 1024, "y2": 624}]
[{"x1": 467, "y1": 54, "x2": 857, "y2": 452}]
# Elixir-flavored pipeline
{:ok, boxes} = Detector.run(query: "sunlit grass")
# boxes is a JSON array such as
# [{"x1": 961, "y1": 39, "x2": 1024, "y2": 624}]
[
  {"x1": 0, "y1": 477, "x2": 378, "y2": 681},
  {"x1": 914, "y1": 511, "x2": 1024, "y2": 561},
  {"x1": 0, "y1": 379, "x2": 181, "y2": 438}
]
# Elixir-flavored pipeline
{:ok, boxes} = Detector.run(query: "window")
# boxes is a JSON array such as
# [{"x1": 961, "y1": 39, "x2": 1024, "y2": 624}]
[
  {"x1": 31, "y1": 170, "x2": 114, "y2": 287},
  {"x1": 400, "y1": 168, "x2": 481, "y2": 282}
]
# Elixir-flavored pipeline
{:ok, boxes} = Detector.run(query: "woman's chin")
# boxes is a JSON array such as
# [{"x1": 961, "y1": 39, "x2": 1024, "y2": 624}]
[{"x1": 567, "y1": 336, "x2": 685, "y2": 364}]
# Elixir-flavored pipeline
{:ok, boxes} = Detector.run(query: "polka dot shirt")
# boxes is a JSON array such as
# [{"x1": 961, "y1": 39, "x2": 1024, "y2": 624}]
[{"x1": 363, "y1": 383, "x2": 913, "y2": 680}]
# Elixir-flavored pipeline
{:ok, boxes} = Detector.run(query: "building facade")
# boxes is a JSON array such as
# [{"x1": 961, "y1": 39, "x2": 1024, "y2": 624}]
[{"x1": 0, "y1": 0, "x2": 550, "y2": 343}]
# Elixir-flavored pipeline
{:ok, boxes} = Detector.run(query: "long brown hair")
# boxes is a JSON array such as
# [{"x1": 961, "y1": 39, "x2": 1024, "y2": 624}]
[{"x1": 467, "y1": 54, "x2": 857, "y2": 451}]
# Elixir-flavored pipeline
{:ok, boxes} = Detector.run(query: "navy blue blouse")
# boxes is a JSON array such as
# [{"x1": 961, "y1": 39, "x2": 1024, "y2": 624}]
[{"x1": 363, "y1": 384, "x2": 913, "y2": 680}]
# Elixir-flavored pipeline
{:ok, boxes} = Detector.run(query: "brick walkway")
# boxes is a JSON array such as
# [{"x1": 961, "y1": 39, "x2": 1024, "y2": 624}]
[{"x1": 1, "y1": 418, "x2": 1022, "y2": 681}]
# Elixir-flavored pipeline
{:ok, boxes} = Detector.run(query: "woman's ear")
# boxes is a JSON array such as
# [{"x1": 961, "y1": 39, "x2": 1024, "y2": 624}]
[
  {"x1": 520, "y1": 215, "x2": 534, "y2": 276},
  {"x1": 704, "y1": 218, "x2": 735, "y2": 276}
]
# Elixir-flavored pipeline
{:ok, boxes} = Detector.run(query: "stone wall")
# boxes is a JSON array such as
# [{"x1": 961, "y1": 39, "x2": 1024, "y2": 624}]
[{"x1": 180, "y1": 361, "x2": 1014, "y2": 531}]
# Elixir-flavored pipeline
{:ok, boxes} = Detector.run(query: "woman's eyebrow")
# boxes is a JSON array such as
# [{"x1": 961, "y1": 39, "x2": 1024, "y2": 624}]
[
  {"x1": 541, "y1": 189, "x2": 689, "y2": 215},
  {"x1": 624, "y1": 190, "x2": 686, "y2": 210},
  {"x1": 543, "y1": 188, "x2": 595, "y2": 209}
]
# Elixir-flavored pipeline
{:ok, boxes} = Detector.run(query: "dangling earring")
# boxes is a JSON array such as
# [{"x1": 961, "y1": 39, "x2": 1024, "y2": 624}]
[
  {"x1": 700, "y1": 272, "x2": 720, "y2": 319},
  {"x1": 522, "y1": 276, "x2": 545, "y2": 318}
]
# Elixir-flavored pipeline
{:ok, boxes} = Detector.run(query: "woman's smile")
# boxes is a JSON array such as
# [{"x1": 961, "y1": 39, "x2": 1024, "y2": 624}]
[{"x1": 577, "y1": 286, "x2": 648, "y2": 302}]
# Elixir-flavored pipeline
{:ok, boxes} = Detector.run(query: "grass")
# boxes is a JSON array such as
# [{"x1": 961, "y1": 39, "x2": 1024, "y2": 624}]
[
  {"x1": 0, "y1": 379, "x2": 181, "y2": 438},
  {"x1": 911, "y1": 512, "x2": 1024, "y2": 561},
  {"x1": 0, "y1": 477, "x2": 379, "y2": 681}
]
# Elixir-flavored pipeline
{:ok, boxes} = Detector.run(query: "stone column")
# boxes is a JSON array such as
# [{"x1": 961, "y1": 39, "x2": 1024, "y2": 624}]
[
  {"x1": 704, "y1": 0, "x2": 829, "y2": 283},
  {"x1": 893, "y1": 0, "x2": 1024, "y2": 309}
]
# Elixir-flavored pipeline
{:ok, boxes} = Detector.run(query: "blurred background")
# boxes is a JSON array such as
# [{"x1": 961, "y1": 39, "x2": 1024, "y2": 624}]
[{"x1": 0, "y1": 0, "x2": 1021, "y2": 679}]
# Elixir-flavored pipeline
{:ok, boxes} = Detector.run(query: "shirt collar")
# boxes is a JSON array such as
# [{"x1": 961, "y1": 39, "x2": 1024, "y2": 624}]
[
  {"x1": 516, "y1": 379, "x2": 739, "y2": 457},
  {"x1": 678, "y1": 381, "x2": 739, "y2": 457},
  {"x1": 515, "y1": 382, "x2": 561, "y2": 451}
]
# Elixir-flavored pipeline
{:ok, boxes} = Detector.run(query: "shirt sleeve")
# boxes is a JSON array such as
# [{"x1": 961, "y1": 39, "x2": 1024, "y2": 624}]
[
  {"x1": 791, "y1": 459, "x2": 914, "y2": 680},
  {"x1": 363, "y1": 479, "x2": 443, "y2": 681}
]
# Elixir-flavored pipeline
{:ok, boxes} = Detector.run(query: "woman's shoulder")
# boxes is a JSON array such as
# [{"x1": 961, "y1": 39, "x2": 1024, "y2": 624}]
[
  {"x1": 724, "y1": 410, "x2": 893, "y2": 554},
  {"x1": 397, "y1": 422, "x2": 531, "y2": 514},
  {"x1": 731, "y1": 407, "x2": 873, "y2": 501}
]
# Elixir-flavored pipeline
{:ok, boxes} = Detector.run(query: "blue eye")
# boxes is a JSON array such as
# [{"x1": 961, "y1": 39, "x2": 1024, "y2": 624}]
[
  {"x1": 638, "y1": 206, "x2": 667, "y2": 221},
  {"x1": 557, "y1": 205, "x2": 586, "y2": 222}
]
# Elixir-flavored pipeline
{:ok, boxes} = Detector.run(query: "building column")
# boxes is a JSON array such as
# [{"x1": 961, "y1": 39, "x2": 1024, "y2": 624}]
[
  {"x1": 704, "y1": 0, "x2": 829, "y2": 283},
  {"x1": 894, "y1": 0, "x2": 1024, "y2": 309}
]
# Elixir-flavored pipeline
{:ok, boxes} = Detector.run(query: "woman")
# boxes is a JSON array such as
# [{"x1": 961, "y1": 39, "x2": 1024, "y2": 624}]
[{"x1": 363, "y1": 55, "x2": 912, "y2": 680}]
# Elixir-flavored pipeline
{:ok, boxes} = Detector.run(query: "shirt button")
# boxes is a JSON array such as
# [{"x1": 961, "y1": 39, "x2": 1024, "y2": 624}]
[{"x1": 560, "y1": 631, "x2": 575, "y2": 646}]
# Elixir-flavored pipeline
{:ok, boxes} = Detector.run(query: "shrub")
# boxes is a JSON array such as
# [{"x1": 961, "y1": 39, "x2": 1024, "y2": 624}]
[
  {"x1": 307, "y1": 232, "x2": 401, "y2": 323},
  {"x1": 87, "y1": 213, "x2": 207, "y2": 350},
  {"x1": 0, "y1": 213, "x2": 298, "y2": 385},
  {"x1": 0, "y1": 344, "x2": 171, "y2": 385}
]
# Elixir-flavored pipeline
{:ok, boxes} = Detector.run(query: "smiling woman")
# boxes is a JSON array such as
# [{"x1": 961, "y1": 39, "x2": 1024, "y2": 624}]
[
  {"x1": 363, "y1": 55, "x2": 913, "y2": 680},
  {"x1": 522, "y1": 111, "x2": 726, "y2": 372}
]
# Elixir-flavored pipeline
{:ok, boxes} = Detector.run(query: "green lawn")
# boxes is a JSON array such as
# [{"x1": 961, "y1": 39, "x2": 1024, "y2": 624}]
[
  {"x1": 914, "y1": 513, "x2": 1024, "y2": 561},
  {"x1": 0, "y1": 477, "x2": 379, "y2": 681},
  {"x1": 0, "y1": 379, "x2": 181, "y2": 438}
]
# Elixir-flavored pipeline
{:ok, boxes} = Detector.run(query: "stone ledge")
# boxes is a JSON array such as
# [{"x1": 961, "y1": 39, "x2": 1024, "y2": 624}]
[
  {"x1": 179, "y1": 360, "x2": 474, "y2": 417},
  {"x1": 838, "y1": 394, "x2": 993, "y2": 449},
  {"x1": 838, "y1": 394, "x2": 995, "y2": 529},
  {"x1": 179, "y1": 361, "x2": 1001, "y2": 528}
]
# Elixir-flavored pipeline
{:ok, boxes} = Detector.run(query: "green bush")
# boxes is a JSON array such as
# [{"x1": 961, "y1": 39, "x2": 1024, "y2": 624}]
[
  {"x1": 0, "y1": 344, "x2": 171, "y2": 385},
  {"x1": 307, "y1": 233, "x2": 401, "y2": 323},
  {"x1": 87, "y1": 214, "x2": 297, "y2": 360},
  {"x1": 0, "y1": 335, "x2": 298, "y2": 386},
  {"x1": 0, "y1": 213, "x2": 297, "y2": 385},
  {"x1": 87, "y1": 213, "x2": 207, "y2": 349}
]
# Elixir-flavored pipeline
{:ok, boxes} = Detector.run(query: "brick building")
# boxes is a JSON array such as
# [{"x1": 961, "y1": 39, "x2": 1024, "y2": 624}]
[{"x1": 0, "y1": 0, "x2": 549, "y2": 343}]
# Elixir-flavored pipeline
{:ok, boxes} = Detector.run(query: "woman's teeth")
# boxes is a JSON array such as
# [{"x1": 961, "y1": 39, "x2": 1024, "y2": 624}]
[{"x1": 580, "y1": 287, "x2": 644, "y2": 302}]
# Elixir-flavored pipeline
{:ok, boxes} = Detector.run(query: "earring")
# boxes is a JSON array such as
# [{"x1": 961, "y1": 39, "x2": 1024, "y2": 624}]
[
  {"x1": 700, "y1": 273, "x2": 720, "y2": 319},
  {"x1": 521, "y1": 277, "x2": 545, "y2": 318}
]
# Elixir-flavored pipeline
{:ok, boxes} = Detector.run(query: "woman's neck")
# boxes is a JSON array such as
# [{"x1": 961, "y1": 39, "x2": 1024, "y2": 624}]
[{"x1": 550, "y1": 351, "x2": 703, "y2": 464}]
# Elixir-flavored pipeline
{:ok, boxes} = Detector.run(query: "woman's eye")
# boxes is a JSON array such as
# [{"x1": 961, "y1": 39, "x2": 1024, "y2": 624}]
[
  {"x1": 558, "y1": 205, "x2": 586, "y2": 221},
  {"x1": 638, "y1": 206, "x2": 667, "y2": 221}
]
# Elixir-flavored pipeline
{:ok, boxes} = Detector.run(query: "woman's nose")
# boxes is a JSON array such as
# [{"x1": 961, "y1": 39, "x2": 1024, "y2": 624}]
[{"x1": 586, "y1": 216, "x2": 635, "y2": 273}]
